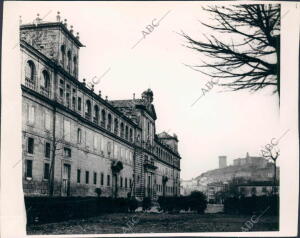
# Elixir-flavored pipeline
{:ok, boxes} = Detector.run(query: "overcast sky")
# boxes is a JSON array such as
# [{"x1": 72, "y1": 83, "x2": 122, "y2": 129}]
[{"x1": 12, "y1": 1, "x2": 280, "y2": 180}]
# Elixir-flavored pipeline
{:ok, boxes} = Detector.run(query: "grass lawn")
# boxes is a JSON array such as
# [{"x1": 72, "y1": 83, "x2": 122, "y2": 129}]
[{"x1": 27, "y1": 213, "x2": 279, "y2": 235}]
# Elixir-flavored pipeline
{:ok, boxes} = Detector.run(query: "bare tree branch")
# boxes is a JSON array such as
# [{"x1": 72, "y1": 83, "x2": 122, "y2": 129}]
[{"x1": 180, "y1": 4, "x2": 280, "y2": 97}]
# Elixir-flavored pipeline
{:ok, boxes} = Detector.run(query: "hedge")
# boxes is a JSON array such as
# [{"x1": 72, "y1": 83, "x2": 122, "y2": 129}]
[
  {"x1": 224, "y1": 195, "x2": 279, "y2": 215},
  {"x1": 25, "y1": 196, "x2": 139, "y2": 224},
  {"x1": 158, "y1": 191, "x2": 208, "y2": 214}
]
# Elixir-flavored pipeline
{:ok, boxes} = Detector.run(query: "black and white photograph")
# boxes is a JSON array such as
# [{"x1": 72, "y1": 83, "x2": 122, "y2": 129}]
[{"x1": 1, "y1": 1, "x2": 299, "y2": 237}]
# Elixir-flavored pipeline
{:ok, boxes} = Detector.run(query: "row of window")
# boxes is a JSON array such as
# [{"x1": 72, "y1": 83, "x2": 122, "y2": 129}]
[
  {"x1": 156, "y1": 184, "x2": 175, "y2": 194},
  {"x1": 26, "y1": 137, "x2": 71, "y2": 158},
  {"x1": 24, "y1": 160, "x2": 132, "y2": 190},
  {"x1": 54, "y1": 80, "x2": 135, "y2": 143},
  {"x1": 25, "y1": 60, "x2": 135, "y2": 144},
  {"x1": 60, "y1": 45, "x2": 78, "y2": 76},
  {"x1": 27, "y1": 132, "x2": 133, "y2": 167},
  {"x1": 25, "y1": 61, "x2": 51, "y2": 95},
  {"x1": 76, "y1": 169, "x2": 132, "y2": 188},
  {"x1": 156, "y1": 145, "x2": 178, "y2": 166},
  {"x1": 24, "y1": 160, "x2": 50, "y2": 180}
]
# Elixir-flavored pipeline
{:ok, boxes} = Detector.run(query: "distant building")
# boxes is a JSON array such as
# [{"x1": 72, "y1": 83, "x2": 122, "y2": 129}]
[
  {"x1": 233, "y1": 152, "x2": 268, "y2": 168},
  {"x1": 180, "y1": 178, "x2": 206, "y2": 196},
  {"x1": 219, "y1": 156, "x2": 227, "y2": 169},
  {"x1": 237, "y1": 181, "x2": 279, "y2": 197},
  {"x1": 179, "y1": 152, "x2": 280, "y2": 200},
  {"x1": 196, "y1": 152, "x2": 278, "y2": 185},
  {"x1": 207, "y1": 181, "x2": 226, "y2": 203}
]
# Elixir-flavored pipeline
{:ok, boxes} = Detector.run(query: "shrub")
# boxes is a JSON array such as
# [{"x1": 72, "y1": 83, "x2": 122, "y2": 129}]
[
  {"x1": 95, "y1": 188, "x2": 102, "y2": 197},
  {"x1": 224, "y1": 195, "x2": 279, "y2": 215},
  {"x1": 157, "y1": 193, "x2": 207, "y2": 213},
  {"x1": 142, "y1": 197, "x2": 152, "y2": 211},
  {"x1": 128, "y1": 198, "x2": 139, "y2": 212},
  {"x1": 189, "y1": 191, "x2": 207, "y2": 214}
]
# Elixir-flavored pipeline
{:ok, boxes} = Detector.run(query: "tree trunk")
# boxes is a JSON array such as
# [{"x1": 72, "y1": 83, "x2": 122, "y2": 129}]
[
  {"x1": 49, "y1": 107, "x2": 56, "y2": 196},
  {"x1": 273, "y1": 161, "x2": 277, "y2": 195}
]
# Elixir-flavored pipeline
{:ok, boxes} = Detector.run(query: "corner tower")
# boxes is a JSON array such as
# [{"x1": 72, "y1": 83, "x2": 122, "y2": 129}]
[{"x1": 20, "y1": 12, "x2": 84, "y2": 79}]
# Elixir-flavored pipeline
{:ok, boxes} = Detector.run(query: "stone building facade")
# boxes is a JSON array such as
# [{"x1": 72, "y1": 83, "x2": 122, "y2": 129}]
[{"x1": 21, "y1": 14, "x2": 181, "y2": 199}]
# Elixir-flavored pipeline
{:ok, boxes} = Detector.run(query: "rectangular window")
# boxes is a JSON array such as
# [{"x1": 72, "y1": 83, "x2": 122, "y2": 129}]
[
  {"x1": 45, "y1": 142, "x2": 51, "y2": 158},
  {"x1": 120, "y1": 177, "x2": 123, "y2": 187},
  {"x1": 77, "y1": 169, "x2": 81, "y2": 183},
  {"x1": 66, "y1": 93, "x2": 70, "y2": 107},
  {"x1": 72, "y1": 97, "x2": 76, "y2": 109},
  {"x1": 101, "y1": 173, "x2": 104, "y2": 186},
  {"x1": 78, "y1": 97, "x2": 82, "y2": 111},
  {"x1": 107, "y1": 175, "x2": 110, "y2": 186},
  {"x1": 93, "y1": 172, "x2": 97, "y2": 185},
  {"x1": 102, "y1": 137, "x2": 106, "y2": 154},
  {"x1": 85, "y1": 171, "x2": 89, "y2": 184},
  {"x1": 25, "y1": 160, "x2": 32, "y2": 178},
  {"x1": 45, "y1": 110, "x2": 51, "y2": 131},
  {"x1": 44, "y1": 163, "x2": 50, "y2": 180},
  {"x1": 93, "y1": 134, "x2": 98, "y2": 150},
  {"x1": 63, "y1": 120, "x2": 71, "y2": 142},
  {"x1": 27, "y1": 137, "x2": 34, "y2": 154},
  {"x1": 28, "y1": 105, "x2": 35, "y2": 124},
  {"x1": 107, "y1": 141, "x2": 112, "y2": 156},
  {"x1": 59, "y1": 88, "x2": 64, "y2": 97},
  {"x1": 114, "y1": 144, "x2": 118, "y2": 159},
  {"x1": 64, "y1": 147, "x2": 71, "y2": 157},
  {"x1": 125, "y1": 178, "x2": 127, "y2": 188},
  {"x1": 129, "y1": 179, "x2": 132, "y2": 188}
]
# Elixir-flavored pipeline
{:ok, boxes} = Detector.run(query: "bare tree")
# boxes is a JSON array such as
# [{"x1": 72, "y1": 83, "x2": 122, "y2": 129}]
[
  {"x1": 181, "y1": 4, "x2": 280, "y2": 97},
  {"x1": 262, "y1": 145, "x2": 279, "y2": 195}
]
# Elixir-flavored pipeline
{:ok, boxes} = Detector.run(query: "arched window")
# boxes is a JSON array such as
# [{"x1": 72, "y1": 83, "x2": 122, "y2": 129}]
[
  {"x1": 41, "y1": 70, "x2": 50, "y2": 88},
  {"x1": 120, "y1": 122, "x2": 124, "y2": 138},
  {"x1": 77, "y1": 128, "x2": 82, "y2": 144},
  {"x1": 107, "y1": 114, "x2": 112, "y2": 131},
  {"x1": 60, "y1": 45, "x2": 65, "y2": 66},
  {"x1": 114, "y1": 118, "x2": 118, "y2": 134},
  {"x1": 25, "y1": 60, "x2": 36, "y2": 89},
  {"x1": 85, "y1": 100, "x2": 91, "y2": 119},
  {"x1": 67, "y1": 50, "x2": 72, "y2": 71},
  {"x1": 73, "y1": 56, "x2": 77, "y2": 76},
  {"x1": 125, "y1": 126, "x2": 129, "y2": 140},
  {"x1": 93, "y1": 105, "x2": 99, "y2": 124},
  {"x1": 101, "y1": 109, "x2": 106, "y2": 127},
  {"x1": 129, "y1": 128, "x2": 133, "y2": 142}
]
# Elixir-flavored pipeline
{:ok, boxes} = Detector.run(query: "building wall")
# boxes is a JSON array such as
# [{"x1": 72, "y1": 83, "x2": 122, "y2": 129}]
[
  {"x1": 21, "y1": 20, "x2": 181, "y2": 199},
  {"x1": 22, "y1": 93, "x2": 135, "y2": 197}
]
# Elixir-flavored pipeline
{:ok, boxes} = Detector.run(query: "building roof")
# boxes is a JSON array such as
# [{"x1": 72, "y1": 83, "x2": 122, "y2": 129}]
[
  {"x1": 237, "y1": 181, "x2": 278, "y2": 186},
  {"x1": 20, "y1": 21, "x2": 84, "y2": 47},
  {"x1": 110, "y1": 91, "x2": 157, "y2": 120},
  {"x1": 157, "y1": 131, "x2": 179, "y2": 142}
]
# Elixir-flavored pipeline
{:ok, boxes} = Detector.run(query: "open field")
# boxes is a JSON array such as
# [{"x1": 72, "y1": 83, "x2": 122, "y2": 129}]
[{"x1": 27, "y1": 213, "x2": 279, "y2": 235}]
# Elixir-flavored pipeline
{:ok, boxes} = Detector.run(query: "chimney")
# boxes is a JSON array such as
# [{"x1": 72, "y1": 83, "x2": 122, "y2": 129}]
[
  {"x1": 56, "y1": 11, "x2": 61, "y2": 22},
  {"x1": 35, "y1": 13, "x2": 41, "y2": 24}
]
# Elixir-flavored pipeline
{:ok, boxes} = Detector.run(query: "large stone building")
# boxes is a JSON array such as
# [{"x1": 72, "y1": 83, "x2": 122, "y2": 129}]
[{"x1": 21, "y1": 13, "x2": 181, "y2": 200}]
